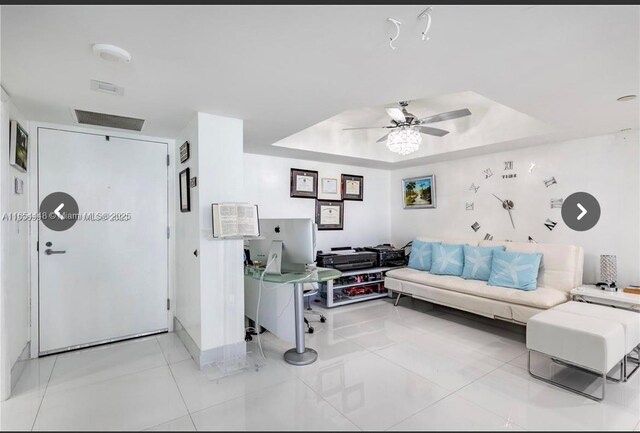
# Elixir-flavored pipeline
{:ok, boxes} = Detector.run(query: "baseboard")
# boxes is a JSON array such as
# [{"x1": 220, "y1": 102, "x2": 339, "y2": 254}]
[
  {"x1": 10, "y1": 342, "x2": 30, "y2": 392},
  {"x1": 173, "y1": 317, "x2": 246, "y2": 369},
  {"x1": 173, "y1": 317, "x2": 200, "y2": 365}
]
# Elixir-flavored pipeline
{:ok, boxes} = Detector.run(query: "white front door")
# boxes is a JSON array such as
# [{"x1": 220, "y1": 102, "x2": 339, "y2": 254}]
[{"x1": 38, "y1": 128, "x2": 169, "y2": 354}]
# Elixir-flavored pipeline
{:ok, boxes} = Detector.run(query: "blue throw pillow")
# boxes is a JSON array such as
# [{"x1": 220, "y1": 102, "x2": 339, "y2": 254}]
[
  {"x1": 431, "y1": 243, "x2": 464, "y2": 276},
  {"x1": 462, "y1": 245, "x2": 506, "y2": 281},
  {"x1": 487, "y1": 250, "x2": 543, "y2": 291},
  {"x1": 408, "y1": 240, "x2": 440, "y2": 271}
]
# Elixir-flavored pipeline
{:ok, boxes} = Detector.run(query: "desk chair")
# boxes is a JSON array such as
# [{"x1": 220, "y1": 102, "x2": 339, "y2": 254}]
[{"x1": 303, "y1": 283, "x2": 326, "y2": 334}]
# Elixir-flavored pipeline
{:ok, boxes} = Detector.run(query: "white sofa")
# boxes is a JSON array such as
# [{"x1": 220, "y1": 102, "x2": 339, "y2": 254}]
[{"x1": 384, "y1": 237, "x2": 584, "y2": 324}]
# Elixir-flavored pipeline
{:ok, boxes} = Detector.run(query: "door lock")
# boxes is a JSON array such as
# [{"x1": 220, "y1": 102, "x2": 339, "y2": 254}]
[{"x1": 45, "y1": 249, "x2": 66, "y2": 255}]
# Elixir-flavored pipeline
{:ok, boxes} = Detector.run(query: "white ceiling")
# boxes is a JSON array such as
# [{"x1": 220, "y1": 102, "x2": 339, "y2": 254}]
[
  {"x1": 273, "y1": 91, "x2": 556, "y2": 164},
  {"x1": 1, "y1": 5, "x2": 638, "y2": 168}
]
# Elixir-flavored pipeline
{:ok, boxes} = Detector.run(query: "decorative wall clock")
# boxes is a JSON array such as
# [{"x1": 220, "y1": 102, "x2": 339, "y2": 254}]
[{"x1": 466, "y1": 160, "x2": 563, "y2": 241}]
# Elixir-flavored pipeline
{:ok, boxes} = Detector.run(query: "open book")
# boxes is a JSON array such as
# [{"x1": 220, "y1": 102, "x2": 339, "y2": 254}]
[{"x1": 212, "y1": 203, "x2": 260, "y2": 238}]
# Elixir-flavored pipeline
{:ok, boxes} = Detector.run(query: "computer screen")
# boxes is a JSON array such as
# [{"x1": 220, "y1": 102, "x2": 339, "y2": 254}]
[{"x1": 248, "y1": 218, "x2": 316, "y2": 273}]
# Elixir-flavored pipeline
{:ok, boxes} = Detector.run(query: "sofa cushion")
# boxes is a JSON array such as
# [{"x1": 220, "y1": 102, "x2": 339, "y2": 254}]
[
  {"x1": 488, "y1": 250, "x2": 542, "y2": 291},
  {"x1": 479, "y1": 240, "x2": 583, "y2": 293},
  {"x1": 385, "y1": 267, "x2": 568, "y2": 309},
  {"x1": 408, "y1": 240, "x2": 440, "y2": 271},
  {"x1": 431, "y1": 243, "x2": 464, "y2": 276},
  {"x1": 462, "y1": 245, "x2": 506, "y2": 281}
]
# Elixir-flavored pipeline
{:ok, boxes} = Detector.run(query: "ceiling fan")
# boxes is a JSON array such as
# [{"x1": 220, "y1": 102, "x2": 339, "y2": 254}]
[{"x1": 343, "y1": 101, "x2": 472, "y2": 145}]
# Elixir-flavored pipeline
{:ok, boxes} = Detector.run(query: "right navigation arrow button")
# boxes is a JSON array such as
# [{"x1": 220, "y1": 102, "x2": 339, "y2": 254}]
[
  {"x1": 576, "y1": 203, "x2": 587, "y2": 221},
  {"x1": 561, "y1": 192, "x2": 600, "y2": 231}
]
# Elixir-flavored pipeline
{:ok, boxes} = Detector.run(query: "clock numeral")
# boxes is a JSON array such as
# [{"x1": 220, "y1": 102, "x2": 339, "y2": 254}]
[
  {"x1": 483, "y1": 233, "x2": 493, "y2": 241},
  {"x1": 465, "y1": 202, "x2": 474, "y2": 211},
  {"x1": 504, "y1": 161, "x2": 513, "y2": 171},
  {"x1": 528, "y1": 236, "x2": 537, "y2": 243},
  {"x1": 471, "y1": 222, "x2": 481, "y2": 232},
  {"x1": 469, "y1": 183, "x2": 479, "y2": 193},
  {"x1": 544, "y1": 218, "x2": 557, "y2": 231},
  {"x1": 528, "y1": 162, "x2": 536, "y2": 173},
  {"x1": 550, "y1": 198, "x2": 564, "y2": 209},
  {"x1": 483, "y1": 168, "x2": 493, "y2": 179},
  {"x1": 544, "y1": 176, "x2": 557, "y2": 187}
]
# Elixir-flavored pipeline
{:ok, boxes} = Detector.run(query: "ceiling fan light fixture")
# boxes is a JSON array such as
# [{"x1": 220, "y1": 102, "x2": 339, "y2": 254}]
[{"x1": 387, "y1": 127, "x2": 421, "y2": 156}]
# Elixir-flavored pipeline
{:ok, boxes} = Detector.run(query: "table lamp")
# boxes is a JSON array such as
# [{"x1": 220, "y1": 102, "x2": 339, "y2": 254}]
[{"x1": 597, "y1": 254, "x2": 617, "y2": 292}]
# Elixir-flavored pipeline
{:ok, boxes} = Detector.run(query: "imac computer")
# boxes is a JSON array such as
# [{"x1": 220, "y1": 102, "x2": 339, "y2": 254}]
[{"x1": 248, "y1": 218, "x2": 316, "y2": 274}]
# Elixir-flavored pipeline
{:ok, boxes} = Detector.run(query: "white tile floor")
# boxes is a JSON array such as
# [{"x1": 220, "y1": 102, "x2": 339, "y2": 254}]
[{"x1": 1, "y1": 297, "x2": 639, "y2": 431}]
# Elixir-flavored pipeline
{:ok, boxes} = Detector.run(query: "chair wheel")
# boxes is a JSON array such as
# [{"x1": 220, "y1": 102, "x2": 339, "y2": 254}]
[
  {"x1": 308, "y1": 327, "x2": 314, "y2": 334},
  {"x1": 320, "y1": 317, "x2": 326, "y2": 323}
]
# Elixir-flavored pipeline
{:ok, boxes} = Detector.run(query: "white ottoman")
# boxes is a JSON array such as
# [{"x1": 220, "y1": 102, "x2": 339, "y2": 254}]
[
  {"x1": 527, "y1": 309, "x2": 626, "y2": 401},
  {"x1": 554, "y1": 301, "x2": 640, "y2": 380}
]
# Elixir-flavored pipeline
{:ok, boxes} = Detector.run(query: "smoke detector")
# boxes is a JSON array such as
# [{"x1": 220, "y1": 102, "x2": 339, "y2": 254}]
[{"x1": 92, "y1": 43, "x2": 132, "y2": 63}]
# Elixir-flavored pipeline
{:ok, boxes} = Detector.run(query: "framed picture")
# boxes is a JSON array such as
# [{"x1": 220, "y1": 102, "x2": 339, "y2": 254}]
[
  {"x1": 179, "y1": 168, "x2": 191, "y2": 212},
  {"x1": 321, "y1": 177, "x2": 338, "y2": 194},
  {"x1": 402, "y1": 175, "x2": 436, "y2": 209},
  {"x1": 341, "y1": 174, "x2": 363, "y2": 201},
  {"x1": 290, "y1": 168, "x2": 318, "y2": 199},
  {"x1": 315, "y1": 199, "x2": 344, "y2": 230},
  {"x1": 179, "y1": 141, "x2": 190, "y2": 163},
  {"x1": 10, "y1": 120, "x2": 28, "y2": 172}
]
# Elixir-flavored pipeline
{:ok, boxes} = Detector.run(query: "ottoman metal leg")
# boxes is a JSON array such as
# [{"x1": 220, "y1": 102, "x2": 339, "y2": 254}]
[
  {"x1": 625, "y1": 347, "x2": 640, "y2": 381},
  {"x1": 528, "y1": 350, "x2": 613, "y2": 402}
]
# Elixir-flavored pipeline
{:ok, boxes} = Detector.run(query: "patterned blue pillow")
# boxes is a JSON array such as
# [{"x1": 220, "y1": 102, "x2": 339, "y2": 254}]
[
  {"x1": 487, "y1": 250, "x2": 542, "y2": 291},
  {"x1": 462, "y1": 245, "x2": 506, "y2": 281},
  {"x1": 430, "y1": 243, "x2": 464, "y2": 276},
  {"x1": 408, "y1": 240, "x2": 441, "y2": 271}
]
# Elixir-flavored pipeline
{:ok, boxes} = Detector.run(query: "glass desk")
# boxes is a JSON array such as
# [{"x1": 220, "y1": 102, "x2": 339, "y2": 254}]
[{"x1": 245, "y1": 266, "x2": 341, "y2": 365}]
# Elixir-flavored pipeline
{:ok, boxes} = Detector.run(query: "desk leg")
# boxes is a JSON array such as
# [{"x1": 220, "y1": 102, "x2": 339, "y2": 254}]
[{"x1": 284, "y1": 282, "x2": 318, "y2": 365}]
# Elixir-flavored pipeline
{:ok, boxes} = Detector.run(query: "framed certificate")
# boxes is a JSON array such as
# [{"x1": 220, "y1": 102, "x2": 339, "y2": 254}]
[
  {"x1": 341, "y1": 174, "x2": 363, "y2": 201},
  {"x1": 321, "y1": 177, "x2": 338, "y2": 194},
  {"x1": 315, "y1": 199, "x2": 344, "y2": 230},
  {"x1": 290, "y1": 168, "x2": 318, "y2": 198}
]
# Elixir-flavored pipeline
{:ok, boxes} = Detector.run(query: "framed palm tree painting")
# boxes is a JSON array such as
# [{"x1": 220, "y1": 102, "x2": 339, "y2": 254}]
[{"x1": 402, "y1": 175, "x2": 436, "y2": 209}]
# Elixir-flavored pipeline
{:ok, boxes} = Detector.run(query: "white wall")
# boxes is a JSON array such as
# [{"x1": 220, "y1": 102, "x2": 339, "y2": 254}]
[
  {"x1": 243, "y1": 153, "x2": 392, "y2": 252},
  {"x1": 390, "y1": 130, "x2": 640, "y2": 288},
  {"x1": 175, "y1": 116, "x2": 202, "y2": 347},
  {"x1": 0, "y1": 89, "x2": 31, "y2": 400},
  {"x1": 196, "y1": 113, "x2": 245, "y2": 354},
  {"x1": 174, "y1": 112, "x2": 245, "y2": 365}
]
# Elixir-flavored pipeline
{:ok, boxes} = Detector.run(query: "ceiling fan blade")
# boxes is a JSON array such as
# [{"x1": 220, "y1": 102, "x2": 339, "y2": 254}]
[
  {"x1": 418, "y1": 126, "x2": 450, "y2": 137},
  {"x1": 418, "y1": 108, "x2": 472, "y2": 124},
  {"x1": 342, "y1": 126, "x2": 390, "y2": 130},
  {"x1": 376, "y1": 134, "x2": 389, "y2": 143},
  {"x1": 385, "y1": 107, "x2": 406, "y2": 123}
]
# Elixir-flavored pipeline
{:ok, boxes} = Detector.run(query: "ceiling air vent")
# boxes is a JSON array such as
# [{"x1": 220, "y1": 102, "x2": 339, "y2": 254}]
[{"x1": 74, "y1": 109, "x2": 145, "y2": 131}]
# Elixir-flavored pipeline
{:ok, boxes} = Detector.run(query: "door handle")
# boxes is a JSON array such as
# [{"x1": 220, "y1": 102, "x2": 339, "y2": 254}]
[{"x1": 45, "y1": 249, "x2": 66, "y2": 255}]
